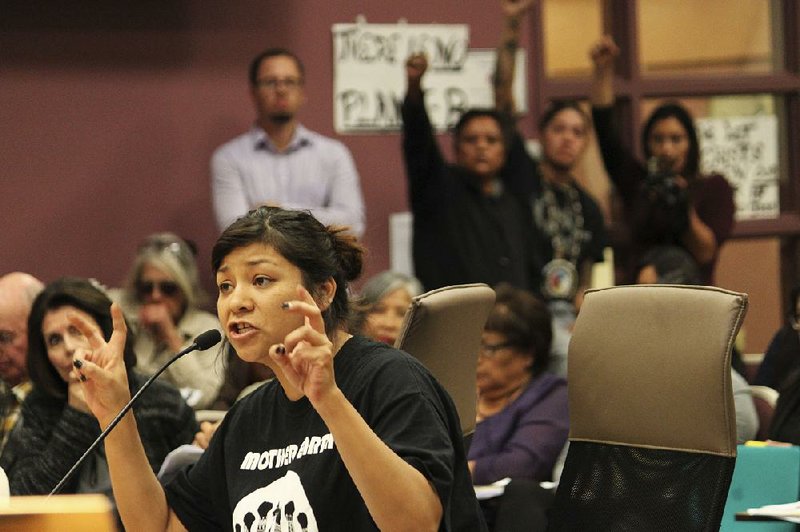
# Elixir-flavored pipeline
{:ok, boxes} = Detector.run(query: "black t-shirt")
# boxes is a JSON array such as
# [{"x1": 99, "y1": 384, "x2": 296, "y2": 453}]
[
  {"x1": 164, "y1": 336, "x2": 486, "y2": 532},
  {"x1": 401, "y1": 96, "x2": 536, "y2": 293},
  {"x1": 502, "y1": 130, "x2": 607, "y2": 299}
]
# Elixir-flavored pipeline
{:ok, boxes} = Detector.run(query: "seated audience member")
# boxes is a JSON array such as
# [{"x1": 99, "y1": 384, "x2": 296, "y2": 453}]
[
  {"x1": 402, "y1": 52, "x2": 536, "y2": 293},
  {"x1": 590, "y1": 37, "x2": 735, "y2": 285},
  {"x1": 70, "y1": 207, "x2": 486, "y2": 531},
  {"x1": 0, "y1": 273, "x2": 44, "y2": 453},
  {"x1": 769, "y1": 371, "x2": 800, "y2": 444},
  {"x1": 468, "y1": 284, "x2": 569, "y2": 485},
  {"x1": 754, "y1": 286, "x2": 800, "y2": 392},
  {"x1": 635, "y1": 246, "x2": 758, "y2": 443},
  {"x1": 762, "y1": 287, "x2": 800, "y2": 445},
  {"x1": 120, "y1": 233, "x2": 223, "y2": 409},
  {"x1": 0, "y1": 278, "x2": 197, "y2": 498},
  {"x1": 768, "y1": 366, "x2": 800, "y2": 445},
  {"x1": 351, "y1": 270, "x2": 423, "y2": 346}
]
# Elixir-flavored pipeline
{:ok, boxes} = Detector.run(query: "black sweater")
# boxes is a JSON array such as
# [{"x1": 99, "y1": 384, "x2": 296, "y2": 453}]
[
  {"x1": 401, "y1": 95, "x2": 535, "y2": 292},
  {"x1": 1, "y1": 372, "x2": 198, "y2": 496}
]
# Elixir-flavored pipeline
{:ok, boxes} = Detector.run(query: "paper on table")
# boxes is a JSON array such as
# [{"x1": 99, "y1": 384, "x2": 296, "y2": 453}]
[
  {"x1": 473, "y1": 478, "x2": 512, "y2": 500},
  {"x1": 747, "y1": 500, "x2": 800, "y2": 523}
]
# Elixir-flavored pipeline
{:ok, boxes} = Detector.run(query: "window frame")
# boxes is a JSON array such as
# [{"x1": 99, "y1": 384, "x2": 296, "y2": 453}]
[{"x1": 527, "y1": 0, "x2": 800, "y2": 239}]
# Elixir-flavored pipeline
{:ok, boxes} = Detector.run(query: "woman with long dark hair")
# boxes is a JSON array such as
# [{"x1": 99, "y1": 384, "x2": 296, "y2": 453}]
[
  {"x1": 0, "y1": 277, "x2": 196, "y2": 498},
  {"x1": 590, "y1": 37, "x2": 735, "y2": 285}
]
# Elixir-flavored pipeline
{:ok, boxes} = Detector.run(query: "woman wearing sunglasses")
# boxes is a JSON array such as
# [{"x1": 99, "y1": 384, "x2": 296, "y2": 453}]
[{"x1": 121, "y1": 233, "x2": 223, "y2": 409}]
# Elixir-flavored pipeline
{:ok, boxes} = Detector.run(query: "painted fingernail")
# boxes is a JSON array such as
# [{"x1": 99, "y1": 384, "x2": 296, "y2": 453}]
[
  {"x1": 276, "y1": 344, "x2": 286, "y2": 355},
  {"x1": 73, "y1": 359, "x2": 83, "y2": 369},
  {"x1": 281, "y1": 302, "x2": 291, "y2": 310}
]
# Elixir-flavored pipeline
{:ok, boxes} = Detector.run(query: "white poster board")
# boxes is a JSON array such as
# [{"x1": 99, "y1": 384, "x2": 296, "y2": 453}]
[
  {"x1": 332, "y1": 22, "x2": 526, "y2": 133},
  {"x1": 389, "y1": 211, "x2": 414, "y2": 277},
  {"x1": 697, "y1": 115, "x2": 779, "y2": 220}
]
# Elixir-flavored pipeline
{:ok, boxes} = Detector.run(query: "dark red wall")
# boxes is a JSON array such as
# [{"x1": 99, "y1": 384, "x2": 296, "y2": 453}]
[{"x1": 0, "y1": 1, "x2": 520, "y2": 297}]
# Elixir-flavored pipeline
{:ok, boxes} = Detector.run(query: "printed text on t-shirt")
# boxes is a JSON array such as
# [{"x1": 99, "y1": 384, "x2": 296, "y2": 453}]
[{"x1": 239, "y1": 434, "x2": 335, "y2": 471}]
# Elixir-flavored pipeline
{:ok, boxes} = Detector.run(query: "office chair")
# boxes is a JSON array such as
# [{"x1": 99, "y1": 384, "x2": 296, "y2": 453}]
[
  {"x1": 394, "y1": 283, "x2": 496, "y2": 435},
  {"x1": 548, "y1": 284, "x2": 748, "y2": 531}
]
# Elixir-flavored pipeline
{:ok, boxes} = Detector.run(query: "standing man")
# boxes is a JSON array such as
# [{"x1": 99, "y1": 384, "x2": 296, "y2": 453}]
[
  {"x1": 211, "y1": 48, "x2": 365, "y2": 236},
  {"x1": 401, "y1": 53, "x2": 536, "y2": 292},
  {"x1": 0, "y1": 272, "x2": 44, "y2": 451}
]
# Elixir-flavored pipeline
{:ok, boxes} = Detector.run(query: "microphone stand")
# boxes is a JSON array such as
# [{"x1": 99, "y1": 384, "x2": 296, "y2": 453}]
[{"x1": 49, "y1": 331, "x2": 220, "y2": 497}]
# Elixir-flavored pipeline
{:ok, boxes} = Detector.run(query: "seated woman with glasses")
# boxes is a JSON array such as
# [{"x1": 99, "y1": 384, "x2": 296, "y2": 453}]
[
  {"x1": 468, "y1": 284, "x2": 568, "y2": 485},
  {"x1": 120, "y1": 233, "x2": 223, "y2": 409}
]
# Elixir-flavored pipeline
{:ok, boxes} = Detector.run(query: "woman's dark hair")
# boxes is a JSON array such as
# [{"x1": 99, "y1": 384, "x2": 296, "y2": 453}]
[
  {"x1": 27, "y1": 277, "x2": 137, "y2": 401},
  {"x1": 636, "y1": 246, "x2": 702, "y2": 286},
  {"x1": 788, "y1": 286, "x2": 800, "y2": 323},
  {"x1": 641, "y1": 101, "x2": 700, "y2": 177},
  {"x1": 483, "y1": 283, "x2": 552, "y2": 377},
  {"x1": 537, "y1": 100, "x2": 589, "y2": 133},
  {"x1": 212, "y1": 206, "x2": 364, "y2": 335}
]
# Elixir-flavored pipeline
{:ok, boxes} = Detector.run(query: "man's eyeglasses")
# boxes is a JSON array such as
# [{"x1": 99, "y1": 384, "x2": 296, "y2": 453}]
[
  {"x1": 256, "y1": 77, "x2": 303, "y2": 91},
  {"x1": 137, "y1": 281, "x2": 180, "y2": 298},
  {"x1": 478, "y1": 342, "x2": 515, "y2": 358}
]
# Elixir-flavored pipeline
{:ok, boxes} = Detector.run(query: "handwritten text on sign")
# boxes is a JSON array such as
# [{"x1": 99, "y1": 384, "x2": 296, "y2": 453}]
[
  {"x1": 332, "y1": 23, "x2": 526, "y2": 133},
  {"x1": 697, "y1": 115, "x2": 778, "y2": 220}
]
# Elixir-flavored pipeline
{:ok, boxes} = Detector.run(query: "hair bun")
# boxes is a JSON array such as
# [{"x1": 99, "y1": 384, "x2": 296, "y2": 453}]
[{"x1": 327, "y1": 225, "x2": 364, "y2": 282}]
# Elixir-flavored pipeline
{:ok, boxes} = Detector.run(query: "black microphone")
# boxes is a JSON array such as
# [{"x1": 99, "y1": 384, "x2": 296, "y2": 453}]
[{"x1": 48, "y1": 329, "x2": 222, "y2": 496}]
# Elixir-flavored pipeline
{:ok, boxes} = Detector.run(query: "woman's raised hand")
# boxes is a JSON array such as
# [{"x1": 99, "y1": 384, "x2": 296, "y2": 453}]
[
  {"x1": 405, "y1": 53, "x2": 428, "y2": 85},
  {"x1": 68, "y1": 303, "x2": 132, "y2": 427},
  {"x1": 269, "y1": 285, "x2": 338, "y2": 406},
  {"x1": 589, "y1": 35, "x2": 620, "y2": 70},
  {"x1": 501, "y1": 0, "x2": 535, "y2": 20}
]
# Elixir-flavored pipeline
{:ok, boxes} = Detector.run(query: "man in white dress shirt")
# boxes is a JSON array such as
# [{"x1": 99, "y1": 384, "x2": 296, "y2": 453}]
[{"x1": 211, "y1": 48, "x2": 365, "y2": 236}]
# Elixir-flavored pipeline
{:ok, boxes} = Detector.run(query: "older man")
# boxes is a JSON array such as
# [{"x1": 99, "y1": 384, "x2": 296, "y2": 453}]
[{"x1": 0, "y1": 272, "x2": 44, "y2": 451}]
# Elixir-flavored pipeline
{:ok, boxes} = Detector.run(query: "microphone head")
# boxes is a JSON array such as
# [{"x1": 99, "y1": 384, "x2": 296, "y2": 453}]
[{"x1": 193, "y1": 329, "x2": 222, "y2": 350}]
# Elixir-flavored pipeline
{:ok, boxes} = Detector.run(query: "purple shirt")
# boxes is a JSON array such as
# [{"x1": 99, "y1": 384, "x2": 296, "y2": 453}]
[{"x1": 469, "y1": 373, "x2": 569, "y2": 485}]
